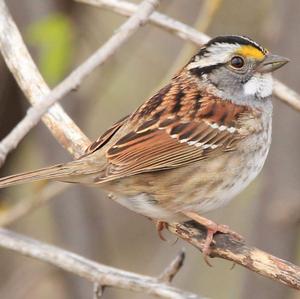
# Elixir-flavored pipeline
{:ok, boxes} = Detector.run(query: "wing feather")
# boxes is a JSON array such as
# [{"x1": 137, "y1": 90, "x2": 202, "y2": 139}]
[
  {"x1": 95, "y1": 117, "x2": 246, "y2": 182},
  {"x1": 85, "y1": 78, "x2": 255, "y2": 183}
]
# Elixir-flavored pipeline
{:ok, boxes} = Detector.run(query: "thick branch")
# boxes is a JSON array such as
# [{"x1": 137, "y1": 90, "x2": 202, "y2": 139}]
[
  {"x1": 77, "y1": 0, "x2": 300, "y2": 113},
  {"x1": 167, "y1": 221, "x2": 300, "y2": 290},
  {"x1": 0, "y1": 228, "x2": 203, "y2": 299},
  {"x1": 0, "y1": 0, "x2": 159, "y2": 165},
  {"x1": 0, "y1": 0, "x2": 299, "y2": 295}
]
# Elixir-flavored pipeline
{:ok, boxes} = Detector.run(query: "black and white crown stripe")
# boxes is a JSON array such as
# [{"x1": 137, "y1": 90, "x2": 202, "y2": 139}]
[{"x1": 186, "y1": 35, "x2": 267, "y2": 72}]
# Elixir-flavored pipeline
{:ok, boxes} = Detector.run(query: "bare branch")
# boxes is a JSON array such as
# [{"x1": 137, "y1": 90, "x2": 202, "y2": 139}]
[
  {"x1": 0, "y1": 228, "x2": 204, "y2": 299},
  {"x1": 158, "y1": 249, "x2": 186, "y2": 283},
  {"x1": 273, "y1": 79, "x2": 300, "y2": 111},
  {"x1": 0, "y1": 0, "x2": 159, "y2": 165},
  {"x1": 77, "y1": 0, "x2": 300, "y2": 113},
  {"x1": 167, "y1": 221, "x2": 300, "y2": 290},
  {"x1": 75, "y1": 0, "x2": 210, "y2": 45},
  {"x1": 0, "y1": 0, "x2": 90, "y2": 159},
  {"x1": 0, "y1": 0, "x2": 299, "y2": 295}
]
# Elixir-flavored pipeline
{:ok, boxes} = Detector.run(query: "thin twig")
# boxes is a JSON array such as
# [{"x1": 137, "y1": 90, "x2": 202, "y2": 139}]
[
  {"x1": 158, "y1": 249, "x2": 186, "y2": 283},
  {"x1": 0, "y1": 228, "x2": 203, "y2": 299},
  {"x1": 0, "y1": 0, "x2": 159, "y2": 166},
  {"x1": 0, "y1": 0, "x2": 299, "y2": 295},
  {"x1": 75, "y1": 0, "x2": 209, "y2": 45},
  {"x1": 77, "y1": 0, "x2": 300, "y2": 112},
  {"x1": 167, "y1": 221, "x2": 300, "y2": 290},
  {"x1": 93, "y1": 283, "x2": 104, "y2": 299}
]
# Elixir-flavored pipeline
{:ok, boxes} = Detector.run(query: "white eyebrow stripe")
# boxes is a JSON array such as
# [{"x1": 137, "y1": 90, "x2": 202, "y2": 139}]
[{"x1": 187, "y1": 43, "x2": 241, "y2": 70}]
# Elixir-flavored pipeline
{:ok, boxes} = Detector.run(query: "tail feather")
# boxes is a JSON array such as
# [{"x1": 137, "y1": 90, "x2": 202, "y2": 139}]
[{"x1": 0, "y1": 159, "x2": 104, "y2": 188}]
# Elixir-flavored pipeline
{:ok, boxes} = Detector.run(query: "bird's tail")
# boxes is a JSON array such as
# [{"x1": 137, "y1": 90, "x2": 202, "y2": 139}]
[{"x1": 0, "y1": 158, "x2": 104, "y2": 188}]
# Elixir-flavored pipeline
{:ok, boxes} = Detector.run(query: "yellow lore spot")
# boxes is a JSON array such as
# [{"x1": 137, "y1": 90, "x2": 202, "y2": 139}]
[{"x1": 236, "y1": 45, "x2": 265, "y2": 60}]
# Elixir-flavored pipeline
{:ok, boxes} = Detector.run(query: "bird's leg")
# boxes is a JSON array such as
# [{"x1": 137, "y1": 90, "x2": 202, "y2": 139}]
[
  {"x1": 183, "y1": 211, "x2": 243, "y2": 266},
  {"x1": 156, "y1": 220, "x2": 168, "y2": 241}
]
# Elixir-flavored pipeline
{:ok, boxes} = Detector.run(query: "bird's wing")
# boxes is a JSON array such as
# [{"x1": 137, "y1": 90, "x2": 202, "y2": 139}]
[
  {"x1": 91, "y1": 92, "x2": 256, "y2": 183},
  {"x1": 83, "y1": 115, "x2": 129, "y2": 156}
]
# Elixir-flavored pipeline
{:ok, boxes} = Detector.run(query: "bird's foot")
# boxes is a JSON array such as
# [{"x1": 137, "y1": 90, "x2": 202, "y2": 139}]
[
  {"x1": 156, "y1": 220, "x2": 168, "y2": 241},
  {"x1": 184, "y1": 211, "x2": 243, "y2": 266}
]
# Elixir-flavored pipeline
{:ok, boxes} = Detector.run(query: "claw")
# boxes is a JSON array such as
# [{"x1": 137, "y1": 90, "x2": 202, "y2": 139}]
[
  {"x1": 183, "y1": 211, "x2": 243, "y2": 266},
  {"x1": 155, "y1": 221, "x2": 178, "y2": 245},
  {"x1": 156, "y1": 221, "x2": 168, "y2": 241}
]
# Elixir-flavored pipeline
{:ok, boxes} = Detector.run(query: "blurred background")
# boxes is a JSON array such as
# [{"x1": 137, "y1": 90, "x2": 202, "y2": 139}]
[{"x1": 0, "y1": 0, "x2": 299, "y2": 298}]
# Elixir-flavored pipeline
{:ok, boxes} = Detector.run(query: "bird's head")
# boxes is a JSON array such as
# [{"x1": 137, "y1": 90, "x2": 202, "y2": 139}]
[{"x1": 186, "y1": 35, "x2": 289, "y2": 105}]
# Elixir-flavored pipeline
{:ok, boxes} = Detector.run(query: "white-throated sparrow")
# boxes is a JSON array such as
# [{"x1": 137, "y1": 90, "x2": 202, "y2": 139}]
[{"x1": 0, "y1": 35, "x2": 289, "y2": 262}]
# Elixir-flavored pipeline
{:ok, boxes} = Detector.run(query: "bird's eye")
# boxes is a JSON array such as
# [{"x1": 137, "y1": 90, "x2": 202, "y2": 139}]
[{"x1": 230, "y1": 56, "x2": 245, "y2": 68}]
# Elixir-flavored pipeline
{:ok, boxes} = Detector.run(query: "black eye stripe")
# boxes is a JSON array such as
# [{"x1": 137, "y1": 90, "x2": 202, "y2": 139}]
[{"x1": 189, "y1": 63, "x2": 225, "y2": 77}]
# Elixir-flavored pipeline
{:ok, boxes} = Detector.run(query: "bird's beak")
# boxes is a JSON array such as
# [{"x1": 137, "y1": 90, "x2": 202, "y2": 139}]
[{"x1": 257, "y1": 54, "x2": 289, "y2": 73}]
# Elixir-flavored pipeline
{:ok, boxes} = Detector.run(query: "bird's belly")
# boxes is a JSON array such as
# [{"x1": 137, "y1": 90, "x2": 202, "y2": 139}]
[
  {"x1": 188, "y1": 150, "x2": 268, "y2": 213},
  {"x1": 112, "y1": 193, "x2": 178, "y2": 220},
  {"x1": 105, "y1": 123, "x2": 271, "y2": 220},
  {"x1": 181, "y1": 129, "x2": 271, "y2": 213}
]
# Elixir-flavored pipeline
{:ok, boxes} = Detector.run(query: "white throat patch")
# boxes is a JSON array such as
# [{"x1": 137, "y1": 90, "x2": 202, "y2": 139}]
[{"x1": 243, "y1": 73, "x2": 273, "y2": 98}]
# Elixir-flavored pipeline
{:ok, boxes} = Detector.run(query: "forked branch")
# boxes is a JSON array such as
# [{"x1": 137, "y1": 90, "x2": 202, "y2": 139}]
[
  {"x1": 0, "y1": 228, "x2": 203, "y2": 299},
  {"x1": 0, "y1": 0, "x2": 299, "y2": 296}
]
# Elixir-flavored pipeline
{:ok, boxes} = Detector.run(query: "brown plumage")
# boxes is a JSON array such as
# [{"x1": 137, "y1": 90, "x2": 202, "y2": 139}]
[{"x1": 0, "y1": 35, "x2": 289, "y2": 263}]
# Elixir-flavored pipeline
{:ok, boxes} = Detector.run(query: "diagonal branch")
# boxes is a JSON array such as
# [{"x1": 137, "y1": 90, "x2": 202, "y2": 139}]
[
  {"x1": 0, "y1": 0, "x2": 159, "y2": 165},
  {"x1": 0, "y1": 228, "x2": 204, "y2": 299},
  {"x1": 0, "y1": 1, "x2": 205, "y2": 298},
  {"x1": 158, "y1": 249, "x2": 186, "y2": 283},
  {"x1": 76, "y1": 0, "x2": 300, "y2": 113},
  {"x1": 75, "y1": 0, "x2": 209, "y2": 45},
  {"x1": 0, "y1": 0, "x2": 299, "y2": 295}
]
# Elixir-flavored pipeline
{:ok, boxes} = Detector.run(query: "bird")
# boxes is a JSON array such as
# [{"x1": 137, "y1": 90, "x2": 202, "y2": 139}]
[{"x1": 0, "y1": 35, "x2": 289, "y2": 262}]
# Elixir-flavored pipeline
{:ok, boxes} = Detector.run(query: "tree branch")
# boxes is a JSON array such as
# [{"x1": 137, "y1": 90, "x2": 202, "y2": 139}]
[
  {"x1": 167, "y1": 221, "x2": 300, "y2": 290},
  {"x1": 0, "y1": 228, "x2": 204, "y2": 299},
  {"x1": 0, "y1": 1, "x2": 205, "y2": 298},
  {"x1": 75, "y1": 0, "x2": 209, "y2": 45},
  {"x1": 0, "y1": 0, "x2": 299, "y2": 295},
  {"x1": 0, "y1": 0, "x2": 90, "y2": 159},
  {"x1": 0, "y1": 0, "x2": 159, "y2": 165},
  {"x1": 158, "y1": 249, "x2": 186, "y2": 284},
  {"x1": 76, "y1": 0, "x2": 300, "y2": 113}
]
